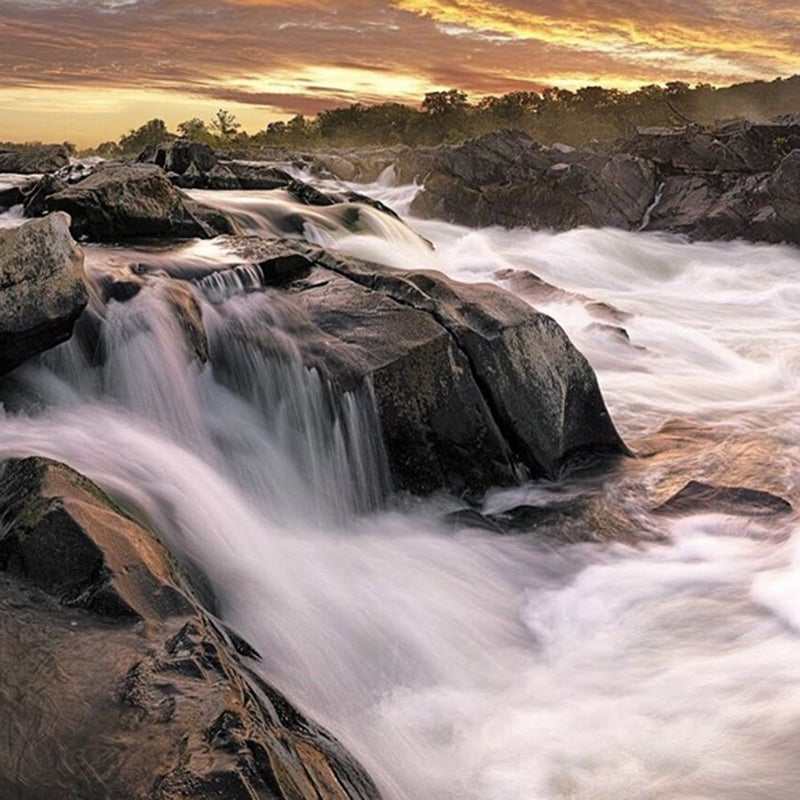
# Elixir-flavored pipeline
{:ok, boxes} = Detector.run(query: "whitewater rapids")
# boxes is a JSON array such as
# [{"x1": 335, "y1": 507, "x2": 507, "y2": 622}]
[{"x1": 1, "y1": 175, "x2": 800, "y2": 799}]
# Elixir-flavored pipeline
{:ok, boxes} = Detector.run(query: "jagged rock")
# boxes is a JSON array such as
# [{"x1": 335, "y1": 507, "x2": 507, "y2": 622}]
[
  {"x1": 0, "y1": 456, "x2": 382, "y2": 800},
  {"x1": 38, "y1": 163, "x2": 210, "y2": 240},
  {"x1": 224, "y1": 161, "x2": 293, "y2": 190},
  {"x1": 653, "y1": 480, "x2": 792, "y2": 517},
  {"x1": 0, "y1": 457, "x2": 191, "y2": 619},
  {"x1": 146, "y1": 139, "x2": 219, "y2": 176},
  {"x1": 202, "y1": 238, "x2": 627, "y2": 494},
  {"x1": 183, "y1": 198, "x2": 238, "y2": 236},
  {"x1": 410, "y1": 130, "x2": 656, "y2": 230},
  {"x1": 0, "y1": 213, "x2": 88, "y2": 374},
  {"x1": 0, "y1": 144, "x2": 71, "y2": 174},
  {"x1": 629, "y1": 120, "x2": 800, "y2": 174},
  {"x1": 312, "y1": 145, "x2": 438, "y2": 185},
  {"x1": 0, "y1": 177, "x2": 37, "y2": 209},
  {"x1": 22, "y1": 173, "x2": 68, "y2": 217}
]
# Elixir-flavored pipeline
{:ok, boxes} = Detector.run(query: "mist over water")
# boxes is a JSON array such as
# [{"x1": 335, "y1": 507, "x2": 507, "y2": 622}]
[{"x1": 2, "y1": 177, "x2": 800, "y2": 799}]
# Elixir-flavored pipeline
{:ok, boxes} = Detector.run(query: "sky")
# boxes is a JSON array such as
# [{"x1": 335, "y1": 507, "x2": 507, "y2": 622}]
[{"x1": 1, "y1": 0, "x2": 798, "y2": 146}]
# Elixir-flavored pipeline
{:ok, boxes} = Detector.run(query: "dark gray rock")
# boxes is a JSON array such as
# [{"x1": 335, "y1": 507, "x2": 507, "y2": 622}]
[
  {"x1": 0, "y1": 178, "x2": 37, "y2": 209},
  {"x1": 145, "y1": 139, "x2": 218, "y2": 176},
  {"x1": 410, "y1": 130, "x2": 656, "y2": 231},
  {"x1": 203, "y1": 237, "x2": 627, "y2": 494},
  {"x1": 0, "y1": 144, "x2": 71, "y2": 174},
  {"x1": 653, "y1": 480, "x2": 793, "y2": 517},
  {"x1": 40, "y1": 163, "x2": 210, "y2": 240},
  {"x1": 0, "y1": 213, "x2": 88, "y2": 374},
  {"x1": 22, "y1": 173, "x2": 68, "y2": 217},
  {"x1": 0, "y1": 456, "x2": 383, "y2": 800}
]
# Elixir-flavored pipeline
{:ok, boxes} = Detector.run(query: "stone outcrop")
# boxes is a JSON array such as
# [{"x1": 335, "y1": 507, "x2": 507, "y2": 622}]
[
  {"x1": 299, "y1": 117, "x2": 800, "y2": 245},
  {"x1": 0, "y1": 213, "x2": 88, "y2": 374},
  {"x1": 0, "y1": 144, "x2": 71, "y2": 174},
  {"x1": 0, "y1": 456, "x2": 382, "y2": 800},
  {"x1": 24, "y1": 163, "x2": 225, "y2": 241},
  {"x1": 408, "y1": 130, "x2": 657, "y2": 231},
  {"x1": 176, "y1": 237, "x2": 627, "y2": 495}
]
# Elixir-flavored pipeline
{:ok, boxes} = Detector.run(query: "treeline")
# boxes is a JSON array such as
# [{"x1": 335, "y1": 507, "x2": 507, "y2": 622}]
[{"x1": 95, "y1": 75, "x2": 800, "y2": 155}]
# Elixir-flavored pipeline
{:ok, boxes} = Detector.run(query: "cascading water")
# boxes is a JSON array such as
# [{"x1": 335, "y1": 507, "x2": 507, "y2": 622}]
[{"x1": 1, "y1": 175, "x2": 800, "y2": 799}]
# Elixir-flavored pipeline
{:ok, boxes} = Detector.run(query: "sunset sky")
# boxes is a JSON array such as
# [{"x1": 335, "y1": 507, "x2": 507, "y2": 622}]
[{"x1": 1, "y1": 0, "x2": 798, "y2": 146}]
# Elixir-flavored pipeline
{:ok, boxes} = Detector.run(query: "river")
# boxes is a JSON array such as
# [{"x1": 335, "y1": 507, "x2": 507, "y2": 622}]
[{"x1": 1, "y1": 174, "x2": 799, "y2": 799}]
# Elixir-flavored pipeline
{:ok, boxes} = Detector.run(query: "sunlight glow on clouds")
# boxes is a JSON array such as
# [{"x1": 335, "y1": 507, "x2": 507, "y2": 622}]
[{"x1": 0, "y1": 0, "x2": 797, "y2": 144}]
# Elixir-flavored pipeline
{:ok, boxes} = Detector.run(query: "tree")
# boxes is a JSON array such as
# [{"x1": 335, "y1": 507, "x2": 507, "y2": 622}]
[
  {"x1": 95, "y1": 140, "x2": 122, "y2": 157},
  {"x1": 177, "y1": 117, "x2": 214, "y2": 143},
  {"x1": 118, "y1": 118, "x2": 172, "y2": 154},
  {"x1": 209, "y1": 109, "x2": 241, "y2": 142},
  {"x1": 421, "y1": 89, "x2": 469, "y2": 116}
]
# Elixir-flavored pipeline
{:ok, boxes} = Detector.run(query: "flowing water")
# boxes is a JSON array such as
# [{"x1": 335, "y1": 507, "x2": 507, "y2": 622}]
[{"x1": 1, "y1": 174, "x2": 800, "y2": 799}]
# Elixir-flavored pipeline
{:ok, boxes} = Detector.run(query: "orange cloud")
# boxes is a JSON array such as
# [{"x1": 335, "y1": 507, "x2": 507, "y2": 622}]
[{"x1": 392, "y1": 0, "x2": 800, "y2": 79}]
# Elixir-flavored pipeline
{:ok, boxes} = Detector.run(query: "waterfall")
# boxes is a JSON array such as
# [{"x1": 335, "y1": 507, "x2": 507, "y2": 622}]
[{"x1": 2, "y1": 178, "x2": 800, "y2": 800}]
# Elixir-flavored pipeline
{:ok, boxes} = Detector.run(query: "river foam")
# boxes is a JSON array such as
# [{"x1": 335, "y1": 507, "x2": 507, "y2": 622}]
[{"x1": 2, "y1": 178, "x2": 799, "y2": 799}]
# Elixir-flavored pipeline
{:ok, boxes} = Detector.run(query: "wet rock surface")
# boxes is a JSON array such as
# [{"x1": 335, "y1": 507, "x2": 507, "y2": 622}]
[
  {"x1": 0, "y1": 456, "x2": 383, "y2": 800},
  {"x1": 0, "y1": 213, "x2": 88, "y2": 374},
  {"x1": 183, "y1": 236, "x2": 627, "y2": 494},
  {"x1": 653, "y1": 480, "x2": 793, "y2": 517}
]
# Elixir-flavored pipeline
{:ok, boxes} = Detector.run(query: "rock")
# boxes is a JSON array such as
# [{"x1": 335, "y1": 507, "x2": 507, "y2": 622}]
[
  {"x1": 313, "y1": 145, "x2": 438, "y2": 185},
  {"x1": 0, "y1": 213, "x2": 88, "y2": 374},
  {"x1": 0, "y1": 457, "x2": 191, "y2": 619},
  {"x1": 224, "y1": 161, "x2": 293, "y2": 190},
  {"x1": 312, "y1": 250, "x2": 628, "y2": 480},
  {"x1": 287, "y1": 178, "x2": 336, "y2": 206},
  {"x1": 410, "y1": 130, "x2": 656, "y2": 230},
  {"x1": 205, "y1": 237, "x2": 627, "y2": 494},
  {"x1": 40, "y1": 163, "x2": 210, "y2": 241},
  {"x1": 0, "y1": 456, "x2": 383, "y2": 800},
  {"x1": 0, "y1": 144, "x2": 71, "y2": 174},
  {"x1": 629, "y1": 120, "x2": 800, "y2": 174},
  {"x1": 146, "y1": 139, "x2": 219, "y2": 176},
  {"x1": 162, "y1": 281, "x2": 209, "y2": 362},
  {"x1": 765, "y1": 149, "x2": 800, "y2": 242},
  {"x1": 22, "y1": 173, "x2": 67, "y2": 217},
  {"x1": 183, "y1": 198, "x2": 238, "y2": 237},
  {"x1": 653, "y1": 480, "x2": 793, "y2": 517},
  {"x1": 0, "y1": 177, "x2": 37, "y2": 209}
]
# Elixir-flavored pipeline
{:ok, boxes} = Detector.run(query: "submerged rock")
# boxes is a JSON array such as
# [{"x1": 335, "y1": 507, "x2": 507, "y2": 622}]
[
  {"x1": 653, "y1": 480, "x2": 793, "y2": 517},
  {"x1": 0, "y1": 456, "x2": 383, "y2": 800},
  {"x1": 0, "y1": 213, "x2": 88, "y2": 374}
]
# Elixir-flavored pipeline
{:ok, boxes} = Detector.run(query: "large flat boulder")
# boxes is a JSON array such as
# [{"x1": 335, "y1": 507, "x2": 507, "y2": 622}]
[
  {"x1": 35, "y1": 163, "x2": 217, "y2": 241},
  {"x1": 0, "y1": 213, "x2": 88, "y2": 374},
  {"x1": 0, "y1": 456, "x2": 382, "y2": 800}
]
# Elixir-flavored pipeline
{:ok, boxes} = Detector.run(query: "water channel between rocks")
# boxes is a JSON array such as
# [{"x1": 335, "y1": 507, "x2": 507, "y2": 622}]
[{"x1": 2, "y1": 175, "x2": 800, "y2": 800}]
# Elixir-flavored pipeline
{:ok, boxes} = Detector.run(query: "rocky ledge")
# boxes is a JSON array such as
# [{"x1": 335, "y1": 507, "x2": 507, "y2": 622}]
[
  {"x1": 310, "y1": 117, "x2": 800, "y2": 245},
  {"x1": 0, "y1": 456, "x2": 382, "y2": 800}
]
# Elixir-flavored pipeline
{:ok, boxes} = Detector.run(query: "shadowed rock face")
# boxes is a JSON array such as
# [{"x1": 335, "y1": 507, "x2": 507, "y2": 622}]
[
  {"x1": 306, "y1": 118, "x2": 800, "y2": 245},
  {"x1": 0, "y1": 145, "x2": 71, "y2": 174},
  {"x1": 189, "y1": 237, "x2": 627, "y2": 495},
  {"x1": 0, "y1": 456, "x2": 383, "y2": 800},
  {"x1": 39, "y1": 164, "x2": 214, "y2": 241},
  {"x1": 409, "y1": 130, "x2": 657, "y2": 231},
  {"x1": 0, "y1": 213, "x2": 88, "y2": 375}
]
